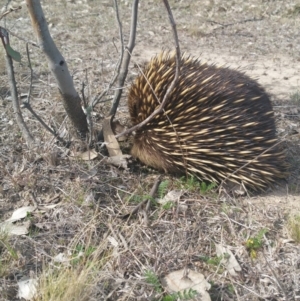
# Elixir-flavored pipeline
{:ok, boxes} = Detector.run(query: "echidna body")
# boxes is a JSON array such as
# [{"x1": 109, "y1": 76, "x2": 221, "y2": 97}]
[{"x1": 128, "y1": 52, "x2": 287, "y2": 190}]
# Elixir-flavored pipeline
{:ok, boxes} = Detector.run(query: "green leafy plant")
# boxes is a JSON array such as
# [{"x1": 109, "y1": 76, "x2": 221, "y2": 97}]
[
  {"x1": 129, "y1": 194, "x2": 154, "y2": 204},
  {"x1": 245, "y1": 229, "x2": 268, "y2": 259},
  {"x1": 209, "y1": 282, "x2": 236, "y2": 300},
  {"x1": 71, "y1": 244, "x2": 97, "y2": 266},
  {"x1": 162, "y1": 289, "x2": 198, "y2": 301},
  {"x1": 200, "y1": 181, "x2": 217, "y2": 194},
  {"x1": 26, "y1": 211, "x2": 33, "y2": 220},
  {"x1": 176, "y1": 175, "x2": 216, "y2": 193},
  {"x1": 144, "y1": 270, "x2": 198, "y2": 301},
  {"x1": 74, "y1": 244, "x2": 96, "y2": 257},
  {"x1": 199, "y1": 255, "x2": 223, "y2": 266},
  {"x1": 144, "y1": 269, "x2": 162, "y2": 293},
  {"x1": 158, "y1": 180, "x2": 170, "y2": 198},
  {"x1": 5, "y1": 44, "x2": 22, "y2": 62},
  {"x1": 162, "y1": 201, "x2": 175, "y2": 210}
]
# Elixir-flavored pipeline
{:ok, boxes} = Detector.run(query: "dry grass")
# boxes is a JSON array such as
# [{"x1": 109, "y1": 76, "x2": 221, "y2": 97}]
[
  {"x1": 287, "y1": 214, "x2": 300, "y2": 243},
  {"x1": 0, "y1": 0, "x2": 300, "y2": 300},
  {"x1": 37, "y1": 214, "x2": 111, "y2": 301},
  {"x1": 0, "y1": 232, "x2": 18, "y2": 278}
]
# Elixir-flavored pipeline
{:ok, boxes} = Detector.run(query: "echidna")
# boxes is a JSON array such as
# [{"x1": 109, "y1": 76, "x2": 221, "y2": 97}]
[{"x1": 128, "y1": 52, "x2": 287, "y2": 190}]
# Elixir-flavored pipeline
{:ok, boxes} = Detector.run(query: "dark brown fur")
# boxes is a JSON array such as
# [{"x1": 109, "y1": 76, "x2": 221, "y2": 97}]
[{"x1": 128, "y1": 52, "x2": 287, "y2": 190}]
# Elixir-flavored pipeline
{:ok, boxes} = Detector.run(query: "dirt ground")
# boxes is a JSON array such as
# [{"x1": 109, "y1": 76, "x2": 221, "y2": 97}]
[{"x1": 0, "y1": 0, "x2": 300, "y2": 300}]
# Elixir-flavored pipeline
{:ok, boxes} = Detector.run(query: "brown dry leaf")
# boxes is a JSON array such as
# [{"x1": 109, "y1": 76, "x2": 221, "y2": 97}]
[
  {"x1": 164, "y1": 269, "x2": 211, "y2": 301},
  {"x1": 103, "y1": 116, "x2": 123, "y2": 157},
  {"x1": 215, "y1": 244, "x2": 242, "y2": 277},
  {"x1": 103, "y1": 116, "x2": 129, "y2": 169}
]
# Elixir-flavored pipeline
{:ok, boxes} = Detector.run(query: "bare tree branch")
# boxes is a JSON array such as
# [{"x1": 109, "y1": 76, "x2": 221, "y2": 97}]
[
  {"x1": 116, "y1": 0, "x2": 181, "y2": 139},
  {"x1": 111, "y1": 0, "x2": 125, "y2": 94},
  {"x1": 90, "y1": 0, "x2": 125, "y2": 110},
  {"x1": 162, "y1": 0, "x2": 181, "y2": 74},
  {"x1": 108, "y1": 0, "x2": 139, "y2": 117},
  {"x1": 5, "y1": 59, "x2": 35, "y2": 147},
  {"x1": 0, "y1": 27, "x2": 35, "y2": 147},
  {"x1": 25, "y1": 0, "x2": 89, "y2": 139},
  {"x1": 209, "y1": 17, "x2": 264, "y2": 30},
  {"x1": 25, "y1": 42, "x2": 33, "y2": 105},
  {"x1": 7, "y1": 29, "x2": 39, "y2": 48},
  {"x1": 22, "y1": 43, "x2": 68, "y2": 146},
  {"x1": 0, "y1": 5, "x2": 22, "y2": 22}
]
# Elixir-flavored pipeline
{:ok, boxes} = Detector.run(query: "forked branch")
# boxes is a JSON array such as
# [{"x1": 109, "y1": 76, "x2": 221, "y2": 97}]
[
  {"x1": 108, "y1": 0, "x2": 139, "y2": 117},
  {"x1": 22, "y1": 43, "x2": 68, "y2": 146},
  {"x1": 116, "y1": 0, "x2": 181, "y2": 139}
]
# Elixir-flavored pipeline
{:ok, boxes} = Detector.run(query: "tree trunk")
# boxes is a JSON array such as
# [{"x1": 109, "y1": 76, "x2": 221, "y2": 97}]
[{"x1": 26, "y1": 0, "x2": 88, "y2": 139}]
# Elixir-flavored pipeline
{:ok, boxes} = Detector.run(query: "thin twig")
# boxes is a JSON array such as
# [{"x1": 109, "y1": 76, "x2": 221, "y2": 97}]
[
  {"x1": 108, "y1": 0, "x2": 139, "y2": 116},
  {"x1": 230, "y1": 279, "x2": 264, "y2": 298},
  {"x1": 81, "y1": 81, "x2": 87, "y2": 108},
  {"x1": 7, "y1": 29, "x2": 39, "y2": 48},
  {"x1": 81, "y1": 70, "x2": 94, "y2": 145},
  {"x1": 22, "y1": 42, "x2": 68, "y2": 145},
  {"x1": 91, "y1": 0, "x2": 126, "y2": 109},
  {"x1": 113, "y1": 0, "x2": 125, "y2": 81},
  {"x1": 120, "y1": 176, "x2": 162, "y2": 220},
  {"x1": 0, "y1": 158, "x2": 20, "y2": 187},
  {"x1": 273, "y1": 105, "x2": 300, "y2": 108},
  {"x1": 162, "y1": 0, "x2": 181, "y2": 77},
  {"x1": 209, "y1": 17, "x2": 264, "y2": 30},
  {"x1": 219, "y1": 137, "x2": 286, "y2": 190},
  {"x1": 263, "y1": 251, "x2": 288, "y2": 300},
  {"x1": 0, "y1": 6, "x2": 22, "y2": 22},
  {"x1": 116, "y1": 0, "x2": 181, "y2": 139},
  {"x1": 25, "y1": 43, "x2": 33, "y2": 105},
  {"x1": 1, "y1": 28, "x2": 35, "y2": 147},
  {"x1": 21, "y1": 102, "x2": 68, "y2": 146},
  {"x1": 29, "y1": 191, "x2": 39, "y2": 208}
]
